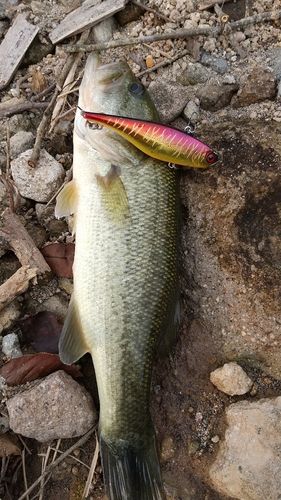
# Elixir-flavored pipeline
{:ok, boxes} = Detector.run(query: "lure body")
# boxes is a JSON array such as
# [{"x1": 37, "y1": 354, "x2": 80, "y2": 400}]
[{"x1": 81, "y1": 110, "x2": 219, "y2": 168}]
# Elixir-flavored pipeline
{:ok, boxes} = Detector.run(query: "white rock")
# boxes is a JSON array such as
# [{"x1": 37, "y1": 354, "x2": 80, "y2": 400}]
[
  {"x1": 7, "y1": 370, "x2": 97, "y2": 442},
  {"x1": 11, "y1": 148, "x2": 65, "y2": 203},
  {"x1": 209, "y1": 397, "x2": 281, "y2": 500},
  {"x1": 210, "y1": 362, "x2": 253, "y2": 395},
  {"x1": 2, "y1": 333, "x2": 22, "y2": 358}
]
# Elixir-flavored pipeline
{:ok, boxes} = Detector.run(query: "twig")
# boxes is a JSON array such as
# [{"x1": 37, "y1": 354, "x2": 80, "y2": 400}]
[
  {"x1": 21, "y1": 449, "x2": 29, "y2": 500},
  {"x1": 137, "y1": 49, "x2": 189, "y2": 77},
  {"x1": 64, "y1": 9, "x2": 281, "y2": 53},
  {"x1": 0, "y1": 208, "x2": 50, "y2": 274},
  {"x1": 0, "y1": 265, "x2": 38, "y2": 312},
  {"x1": 131, "y1": 0, "x2": 171, "y2": 23},
  {"x1": 50, "y1": 52, "x2": 84, "y2": 133},
  {"x1": 82, "y1": 433, "x2": 99, "y2": 499},
  {"x1": 17, "y1": 426, "x2": 97, "y2": 500},
  {"x1": 0, "y1": 101, "x2": 48, "y2": 119},
  {"x1": 17, "y1": 435, "x2": 32, "y2": 456},
  {"x1": 214, "y1": 3, "x2": 229, "y2": 23},
  {"x1": 30, "y1": 82, "x2": 56, "y2": 102},
  {"x1": 6, "y1": 122, "x2": 10, "y2": 176},
  {"x1": 197, "y1": 0, "x2": 233, "y2": 10}
]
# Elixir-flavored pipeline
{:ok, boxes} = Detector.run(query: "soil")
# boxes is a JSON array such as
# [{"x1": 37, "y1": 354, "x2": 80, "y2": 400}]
[{"x1": 0, "y1": 0, "x2": 281, "y2": 499}]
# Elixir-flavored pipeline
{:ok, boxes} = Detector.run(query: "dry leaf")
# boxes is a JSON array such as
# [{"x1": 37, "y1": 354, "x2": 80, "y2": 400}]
[
  {"x1": 1, "y1": 353, "x2": 83, "y2": 386},
  {"x1": 0, "y1": 432, "x2": 21, "y2": 457},
  {"x1": 17, "y1": 311, "x2": 62, "y2": 353},
  {"x1": 31, "y1": 68, "x2": 47, "y2": 94},
  {"x1": 41, "y1": 243, "x2": 75, "y2": 278}
]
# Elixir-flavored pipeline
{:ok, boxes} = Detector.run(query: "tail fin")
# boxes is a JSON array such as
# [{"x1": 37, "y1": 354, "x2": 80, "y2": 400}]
[{"x1": 99, "y1": 430, "x2": 166, "y2": 500}]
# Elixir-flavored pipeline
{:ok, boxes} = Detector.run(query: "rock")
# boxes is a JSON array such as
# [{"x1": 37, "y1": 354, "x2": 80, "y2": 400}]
[
  {"x1": 182, "y1": 100, "x2": 200, "y2": 123},
  {"x1": 209, "y1": 397, "x2": 281, "y2": 500},
  {"x1": 10, "y1": 131, "x2": 34, "y2": 159},
  {"x1": 7, "y1": 370, "x2": 97, "y2": 442},
  {"x1": 11, "y1": 149, "x2": 65, "y2": 203},
  {"x1": 36, "y1": 294, "x2": 69, "y2": 323},
  {"x1": 91, "y1": 17, "x2": 117, "y2": 43},
  {"x1": 210, "y1": 362, "x2": 253, "y2": 396},
  {"x1": 200, "y1": 53, "x2": 228, "y2": 74},
  {"x1": 0, "y1": 302, "x2": 22, "y2": 334},
  {"x1": 178, "y1": 63, "x2": 209, "y2": 86},
  {"x1": 2, "y1": 333, "x2": 22, "y2": 359},
  {"x1": 148, "y1": 80, "x2": 189, "y2": 123},
  {"x1": 232, "y1": 67, "x2": 277, "y2": 108},
  {"x1": 196, "y1": 84, "x2": 238, "y2": 111}
]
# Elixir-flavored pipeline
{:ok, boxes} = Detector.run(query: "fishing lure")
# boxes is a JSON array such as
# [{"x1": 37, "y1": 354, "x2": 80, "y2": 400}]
[{"x1": 79, "y1": 108, "x2": 219, "y2": 169}]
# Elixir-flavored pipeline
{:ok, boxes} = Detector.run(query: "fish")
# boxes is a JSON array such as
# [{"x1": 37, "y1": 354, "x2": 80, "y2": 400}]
[
  {"x1": 55, "y1": 52, "x2": 214, "y2": 500},
  {"x1": 80, "y1": 110, "x2": 219, "y2": 168}
]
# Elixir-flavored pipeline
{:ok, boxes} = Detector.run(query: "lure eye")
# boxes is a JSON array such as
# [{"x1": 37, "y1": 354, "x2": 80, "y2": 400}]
[
  {"x1": 129, "y1": 83, "x2": 145, "y2": 96},
  {"x1": 205, "y1": 151, "x2": 218, "y2": 164}
]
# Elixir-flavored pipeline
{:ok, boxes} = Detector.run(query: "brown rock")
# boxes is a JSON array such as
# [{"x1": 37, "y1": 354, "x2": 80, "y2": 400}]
[
  {"x1": 231, "y1": 67, "x2": 276, "y2": 108},
  {"x1": 196, "y1": 84, "x2": 238, "y2": 111}
]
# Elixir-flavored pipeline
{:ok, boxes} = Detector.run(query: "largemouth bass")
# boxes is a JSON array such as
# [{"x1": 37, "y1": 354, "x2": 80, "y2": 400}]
[
  {"x1": 80, "y1": 110, "x2": 219, "y2": 168},
  {"x1": 56, "y1": 52, "x2": 187, "y2": 499}
]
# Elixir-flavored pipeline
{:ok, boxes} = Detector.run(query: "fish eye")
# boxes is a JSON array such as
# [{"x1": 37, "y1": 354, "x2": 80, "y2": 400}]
[
  {"x1": 129, "y1": 83, "x2": 145, "y2": 96},
  {"x1": 206, "y1": 151, "x2": 218, "y2": 164}
]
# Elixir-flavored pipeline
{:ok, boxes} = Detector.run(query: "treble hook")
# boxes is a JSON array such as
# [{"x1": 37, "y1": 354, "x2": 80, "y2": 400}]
[{"x1": 184, "y1": 111, "x2": 199, "y2": 136}]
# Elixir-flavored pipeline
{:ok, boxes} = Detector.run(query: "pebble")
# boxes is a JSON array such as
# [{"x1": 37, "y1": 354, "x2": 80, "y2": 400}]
[
  {"x1": 7, "y1": 370, "x2": 97, "y2": 442},
  {"x1": 209, "y1": 397, "x2": 281, "y2": 499},
  {"x1": 178, "y1": 62, "x2": 209, "y2": 85},
  {"x1": 200, "y1": 53, "x2": 228, "y2": 75},
  {"x1": 148, "y1": 80, "x2": 189, "y2": 122},
  {"x1": 210, "y1": 362, "x2": 253, "y2": 396},
  {"x1": 196, "y1": 84, "x2": 239, "y2": 111},
  {"x1": 10, "y1": 131, "x2": 34, "y2": 159},
  {"x1": 2, "y1": 333, "x2": 22, "y2": 359},
  {"x1": 11, "y1": 148, "x2": 65, "y2": 203},
  {"x1": 0, "y1": 302, "x2": 22, "y2": 335}
]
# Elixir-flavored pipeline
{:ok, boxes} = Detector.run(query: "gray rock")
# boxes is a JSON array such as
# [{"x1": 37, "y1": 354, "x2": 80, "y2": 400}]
[
  {"x1": 178, "y1": 63, "x2": 209, "y2": 86},
  {"x1": 10, "y1": 131, "x2": 34, "y2": 159},
  {"x1": 11, "y1": 149, "x2": 65, "y2": 203},
  {"x1": 210, "y1": 362, "x2": 253, "y2": 396},
  {"x1": 232, "y1": 67, "x2": 277, "y2": 108},
  {"x1": 7, "y1": 370, "x2": 97, "y2": 442},
  {"x1": 196, "y1": 84, "x2": 238, "y2": 111},
  {"x1": 209, "y1": 397, "x2": 281, "y2": 500},
  {"x1": 182, "y1": 100, "x2": 200, "y2": 124},
  {"x1": 0, "y1": 302, "x2": 22, "y2": 334},
  {"x1": 148, "y1": 80, "x2": 189, "y2": 123},
  {"x1": 91, "y1": 17, "x2": 117, "y2": 43},
  {"x1": 2, "y1": 333, "x2": 22, "y2": 359},
  {"x1": 200, "y1": 53, "x2": 228, "y2": 74}
]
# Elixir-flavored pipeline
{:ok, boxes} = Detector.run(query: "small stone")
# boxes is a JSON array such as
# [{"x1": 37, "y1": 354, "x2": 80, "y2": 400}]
[
  {"x1": 145, "y1": 55, "x2": 154, "y2": 69},
  {"x1": 211, "y1": 435, "x2": 220, "y2": 443},
  {"x1": 10, "y1": 131, "x2": 34, "y2": 159},
  {"x1": 210, "y1": 362, "x2": 253, "y2": 396},
  {"x1": 161, "y1": 436, "x2": 176, "y2": 462},
  {"x1": 0, "y1": 302, "x2": 22, "y2": 334},
  {"x1": 2, "y1": 333, "x2": 22, "y2": 359},
  {"x1": 200, "y1": 53, "x2": 228, "y2": 74},
  {"x1": 7, "y1": 370, "x2": 97, "y2": 442},
  {"x1": 91, "y1": 17, "x2": 117, "y2": 43},
  {"x1": 178, "y1": 63, "x2": 209, "y2": 85},
  {"x1": 11, "y1": 149, "x2": 65, "y2": 203}
]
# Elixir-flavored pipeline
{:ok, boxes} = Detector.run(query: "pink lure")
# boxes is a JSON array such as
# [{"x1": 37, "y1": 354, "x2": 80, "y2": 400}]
[{"x1": 80, "y1": 109, "x2": 219, "y2": 168}]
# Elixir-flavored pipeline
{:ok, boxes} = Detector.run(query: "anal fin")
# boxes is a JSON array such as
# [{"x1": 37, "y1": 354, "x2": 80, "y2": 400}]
[{"x1": 59, "y1": 296, "x2": 89, "y2": 365}]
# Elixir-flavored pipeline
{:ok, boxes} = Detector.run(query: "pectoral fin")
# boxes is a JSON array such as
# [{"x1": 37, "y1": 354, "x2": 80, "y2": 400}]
[
  {"x1": 96, "y1": 165, "x2": 130, "y2": 222},
  {"x1": 59, "y1": 296, "x2": 89, "y2": 365},
  {"x1": 55, "y1": 180, "x2": 78, "y2": 218}
]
